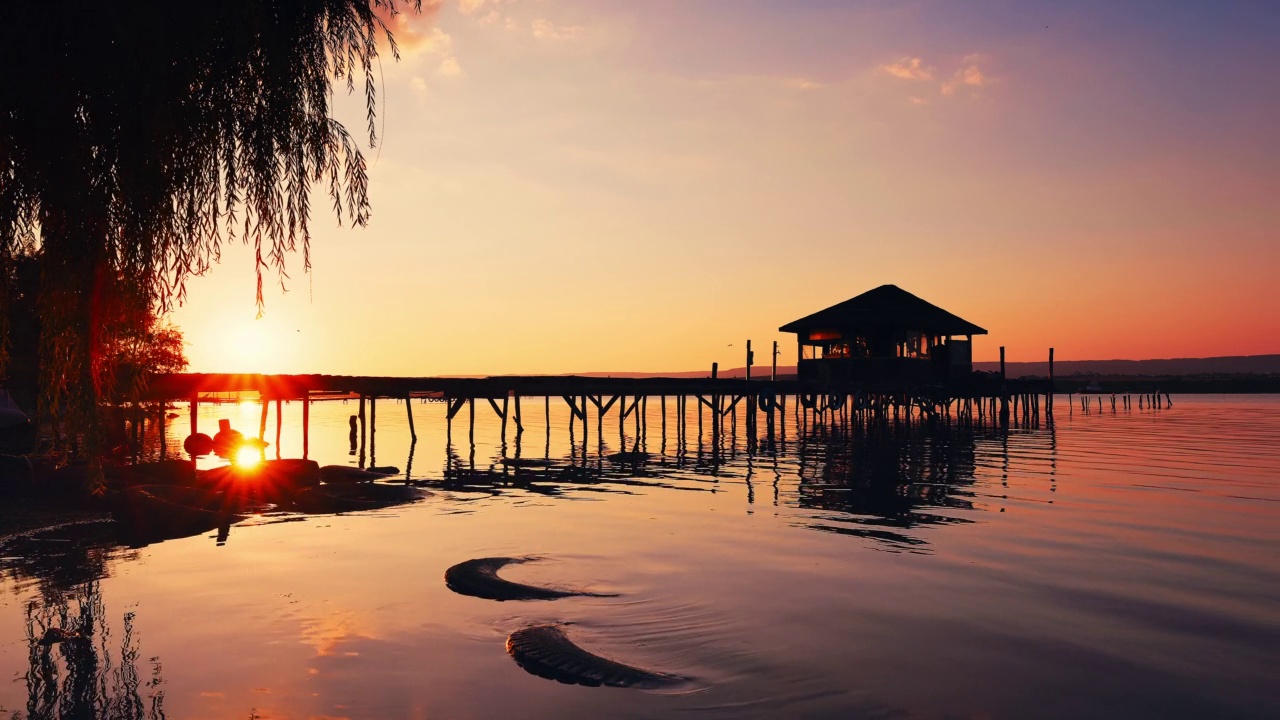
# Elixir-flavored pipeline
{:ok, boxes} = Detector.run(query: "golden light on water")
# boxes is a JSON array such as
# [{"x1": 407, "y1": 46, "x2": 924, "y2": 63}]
[{"x1": 233, "y1": 445, "x2": 262, "y2": 470}]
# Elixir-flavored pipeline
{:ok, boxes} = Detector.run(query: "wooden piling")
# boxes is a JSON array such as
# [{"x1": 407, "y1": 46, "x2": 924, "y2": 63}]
[
  {"x1": 275, "y1": 399, "x2": 282, "y2": 459},
  {"x1": 1048, "y1": 347, "x2": 1055, "y2": 414},
  {"x1": 501, "y1": 394, "x2": 509, "y2": 444},
  {"x1": 359, "y1": 395, "x2": 367, "y2": 453},
  {"x1": 189, "y1": 394, "x2": 198, "y2": 438},
  {"x1": 302, "y1": 391, "x2": 310, "y2": 459},
  {"x1": 998, "y1": 347, "x2": 1008, "y2": 423},
  {"x1": 406, "y1": 395, "x2": 417, "y2": 441}
]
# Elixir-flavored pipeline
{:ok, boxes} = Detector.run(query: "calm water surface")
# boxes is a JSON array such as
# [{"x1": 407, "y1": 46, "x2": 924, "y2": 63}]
[{"x1": 2, "y1": 395, "x2": 1277, "y2": 718}]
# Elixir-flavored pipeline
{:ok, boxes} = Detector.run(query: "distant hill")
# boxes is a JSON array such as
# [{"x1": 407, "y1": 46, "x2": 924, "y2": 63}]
[
  {"x1": 974, "y1": 354, "x2": 1280, "y2": 378},
  {"x1": 571, "y1": 354, "x2": 1280, "y2": 380}
]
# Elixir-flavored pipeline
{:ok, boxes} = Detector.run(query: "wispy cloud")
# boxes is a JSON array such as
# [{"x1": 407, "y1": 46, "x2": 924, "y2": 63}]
[
  {"x1": 437, "y1": 56, "x2": 463, "y2": 77},
  {"x1": 881, "y1": 54, "x2": 990, "y2": 100},
  {"x1": 531, "y1": 18, "x2": 586, "y2": 42},
  {"x1": 375, "y1": 1, "x2": 446, "y2": 57},
  {"x1": 880, "y1": 57, "x2": 934, "y2": 82},
  {"x1": 942, "y1": 55, "x2": 986, "y2": 95}
]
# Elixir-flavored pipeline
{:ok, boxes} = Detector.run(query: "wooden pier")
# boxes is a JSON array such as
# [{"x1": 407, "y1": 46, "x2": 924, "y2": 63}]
[{"x1": 139, "y1": 367, "x2": 1056, "y2": 463}]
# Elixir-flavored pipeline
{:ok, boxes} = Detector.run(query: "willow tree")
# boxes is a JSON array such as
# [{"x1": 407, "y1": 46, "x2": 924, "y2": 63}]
[{"x1": 0, "y1": 1, "x2": 419, "y2": 461}]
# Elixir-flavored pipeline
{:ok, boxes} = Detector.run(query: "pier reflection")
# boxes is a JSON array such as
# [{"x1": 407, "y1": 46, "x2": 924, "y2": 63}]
[
  {"x1": 1, "y1": 526, "x2": 165, "y2": 720},
  {"x1": 19, "y1": 585, "x2": 167, "y2": 720},
  {"x1": 429, "y1": 403, "x2": 1059, "y2": 550}
]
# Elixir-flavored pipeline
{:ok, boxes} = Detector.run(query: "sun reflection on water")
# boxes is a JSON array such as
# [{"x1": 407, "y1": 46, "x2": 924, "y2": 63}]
[{"x1": 233, "y1": 444, "x2": 263, "y2": 470}]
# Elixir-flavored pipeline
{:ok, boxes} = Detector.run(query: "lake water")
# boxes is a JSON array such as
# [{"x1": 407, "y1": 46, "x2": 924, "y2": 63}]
[{"x1": 2, "y1": 394, "x2": 1277, "y2": 719}]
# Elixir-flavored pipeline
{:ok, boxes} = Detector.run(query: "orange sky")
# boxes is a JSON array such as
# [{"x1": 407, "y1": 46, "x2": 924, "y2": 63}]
[{"x1": 170, "y1": 0, "x2": 1280, "y2": 375}]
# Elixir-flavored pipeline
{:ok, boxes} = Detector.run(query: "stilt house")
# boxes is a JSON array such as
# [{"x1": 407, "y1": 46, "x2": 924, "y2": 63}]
[{"x1": 779, "y1": 285, "x2": 987, "y2": 385}]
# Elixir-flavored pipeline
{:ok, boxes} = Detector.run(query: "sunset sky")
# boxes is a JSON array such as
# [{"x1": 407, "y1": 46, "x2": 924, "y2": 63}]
[{"x1": 171, "y1": 0, "x2": 1279, "y2": 375}]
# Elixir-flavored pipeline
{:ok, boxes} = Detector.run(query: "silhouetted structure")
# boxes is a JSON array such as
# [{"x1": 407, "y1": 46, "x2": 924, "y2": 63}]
[{"x1": 780, "y1": 284, "x2": 987, "y2": 385}]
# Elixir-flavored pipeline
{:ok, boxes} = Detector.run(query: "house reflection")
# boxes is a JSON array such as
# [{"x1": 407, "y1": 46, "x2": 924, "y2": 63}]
[{"x1": 792, "y1": 422, "x2": 997, "y2": 550}]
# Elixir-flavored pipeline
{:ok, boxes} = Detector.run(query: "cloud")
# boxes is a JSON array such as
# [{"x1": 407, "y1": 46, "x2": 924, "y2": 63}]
[
  {"x1": 880, "y1": 57, "x2": 934, "y2": 82},
  {"x1": 374, "y1": 1, "x2": 447, "y2": 57},
  {"x1": 942, "y1": 56, "x2": 987, "y2": 95},
  {"x1": 437, "y1": 56, "x2": 463, "y2": 77},
  {"x1": 409, "y1": 76, "x2": 428, "y2": 104},
  {"x1": 880, "y1": 54, "x2": 990, "y2": 99},
  {"x1": 458, "y1": 0, "x2": 487, "y2": 14},
  {"x1": 530, "y1": 18, "x2": 585, "y2": 42}
]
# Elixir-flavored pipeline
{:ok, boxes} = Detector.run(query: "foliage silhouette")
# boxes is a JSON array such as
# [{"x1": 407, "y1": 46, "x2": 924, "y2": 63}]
[{"x1": 0, "y1": 1, "x2": 421, "y2": 466}]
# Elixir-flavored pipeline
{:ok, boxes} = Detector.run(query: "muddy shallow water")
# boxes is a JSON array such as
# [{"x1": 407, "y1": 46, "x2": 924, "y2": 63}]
[{"x1": 2, "y1": 395, "x2": 1277, "y2": 719}]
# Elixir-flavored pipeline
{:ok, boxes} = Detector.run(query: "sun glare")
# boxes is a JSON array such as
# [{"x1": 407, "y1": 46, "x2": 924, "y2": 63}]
[
  {"x1": 233, "y1": 445, "x2": 263, "y2": 470},
  {"x1": 220, "y1": 320, "x2": 275, "y2": 372}
]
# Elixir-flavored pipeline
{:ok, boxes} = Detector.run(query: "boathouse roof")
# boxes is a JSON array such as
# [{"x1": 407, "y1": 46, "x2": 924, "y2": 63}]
[{"x1": 779, "y1": 284, "x2": 987, "y2": 337}]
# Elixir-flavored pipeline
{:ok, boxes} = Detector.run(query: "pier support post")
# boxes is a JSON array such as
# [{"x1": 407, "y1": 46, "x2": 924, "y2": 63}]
[
  {"x1": 302, "y1": 391, "x2": 310, "y2": 459},
  {"x1": 1048, "y1": 347, "x2": 1055, "y2": 415},
  {"x1": 999, "y1": 346, "x2": 1009, "y2": 425},
  {"x1": 581, "y1": 395, "x2": 589, "y2": 457},
  {"x1": 359, "y1": 395, "x2": 367, "y2": 456},
  {"x1": 501, "y1": 394, "x2": 509, "y2": 445},
  {"x1": 275, "y1": 399, "x2": 283, "y2": 459},
  {"x1": 406, "y1": 396, "x2": 417, "y2": 442},
  {"x1": 189, "y1": 394, "x2": 198, "y2": 438},
  {"x1": 259, "y1": 398, "x2": 269, "y2": 440}
]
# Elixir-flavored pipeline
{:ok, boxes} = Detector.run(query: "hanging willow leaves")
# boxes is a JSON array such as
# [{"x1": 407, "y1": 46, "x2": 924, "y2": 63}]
[{"x1": 0, "y1": 1, "x2": 420, "y2": 467}]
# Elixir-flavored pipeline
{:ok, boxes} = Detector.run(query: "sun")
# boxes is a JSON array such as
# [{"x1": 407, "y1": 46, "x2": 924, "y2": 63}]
[{"x1": 233, "y1": 444, "x2": 263, "y2": 470}]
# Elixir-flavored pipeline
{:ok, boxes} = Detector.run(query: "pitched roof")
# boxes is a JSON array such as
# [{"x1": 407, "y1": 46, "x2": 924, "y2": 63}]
[{"x1": 779, "y1": 284, "x2": 987, "y2": 337}]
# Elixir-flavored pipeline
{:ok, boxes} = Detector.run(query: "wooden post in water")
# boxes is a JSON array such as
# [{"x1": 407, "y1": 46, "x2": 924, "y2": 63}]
[
  {"x1": 406, "y1": 396, "x2": 417, "y2": 442},
  {"x1": 370, "y1": 396, "x2": 377, "y2": 463},
  {"x1": 999, "y1": 346, "x2": 1009, "y2": 424},
  {"x1": 468, "y1": 397, "x2": 475, "y2": 445},
  {"x1": 772, "y1": 340, "x2": 778, "y2": 381},
  {"x1": 581, "y1": 394, "x2": 588, "y2": 457},
  {"x1": 190, "y1": 394, "x2": 198, "y2": 438},
  {"x1": 514, "y1": 394, "x2": 523, "y2": 434},
  {"x1": 259, "y1": 398, "x2": 269, "y2": 440},
  {"x1": 159, "y1": 406, "x2": 166, "y2": 459},
  {"x1": 359, "y1": 395, "x2": 367, "y2": 454},
  {"x1": 302, "y1": 391, "x2": 310, "y2": 459},
  {"x1": 1048, "y1": 347, "x2": 1055, "y2": 414},
  {"x1": 501, "y1": 394, "x2": 509, "y2": 445},
  {"x1": 712, "y1": 362, "x2": 718, "y2": 379},
  {"x1": 661, "y1": 395, "x2": 667, "y2": 441},
  {"x1": 746, "y1": 340, "x2": 753, "y2": 382},
  {"x1": 275, "y1": 399, "x2": 283, "y2": 459}
]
